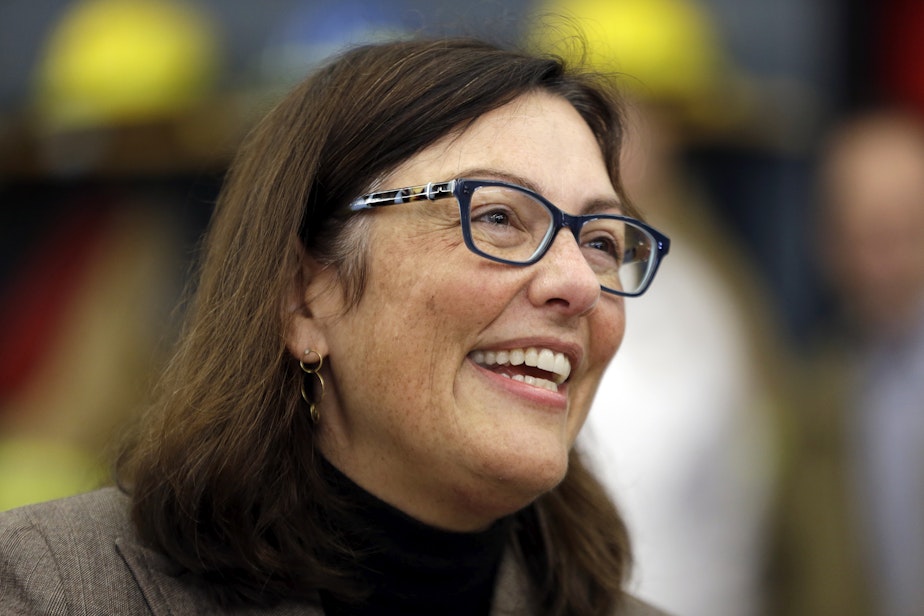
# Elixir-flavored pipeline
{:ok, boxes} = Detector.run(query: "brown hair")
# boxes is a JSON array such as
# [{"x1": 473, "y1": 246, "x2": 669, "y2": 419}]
[{"x1": 117, "y1": 37, "x2": 632, "y2": 614}]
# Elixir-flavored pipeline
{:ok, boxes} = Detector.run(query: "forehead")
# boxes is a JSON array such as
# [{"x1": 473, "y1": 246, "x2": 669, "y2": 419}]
[{"x1": 384, "y1": 92, "x2": 615, "y2": 203}]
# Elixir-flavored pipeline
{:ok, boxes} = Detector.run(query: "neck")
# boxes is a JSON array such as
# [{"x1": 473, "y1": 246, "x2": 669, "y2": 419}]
[{"x1": 319, "y1": 457, "x2": 510, "y2": 615}]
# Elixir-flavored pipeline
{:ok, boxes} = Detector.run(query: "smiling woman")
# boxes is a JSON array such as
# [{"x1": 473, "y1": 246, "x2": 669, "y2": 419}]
[{"x1": 0, "y1": 38, "x2": 669, "y2": 616}]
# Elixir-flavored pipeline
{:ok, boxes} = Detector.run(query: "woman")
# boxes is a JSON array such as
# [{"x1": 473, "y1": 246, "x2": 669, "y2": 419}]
[{"x1": 0, "y1": 38, "x2": 669, "y2": 615}]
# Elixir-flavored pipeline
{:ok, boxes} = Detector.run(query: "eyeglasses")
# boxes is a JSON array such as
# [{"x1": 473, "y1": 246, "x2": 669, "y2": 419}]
[{"x1": 348, "y1": 178, "x2": 670, "y2": 297}]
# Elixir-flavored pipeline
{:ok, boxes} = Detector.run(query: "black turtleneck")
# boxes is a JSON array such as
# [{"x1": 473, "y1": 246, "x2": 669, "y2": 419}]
[{"x1": 318, "y1": 459, "x2": 510, "y2": 616}]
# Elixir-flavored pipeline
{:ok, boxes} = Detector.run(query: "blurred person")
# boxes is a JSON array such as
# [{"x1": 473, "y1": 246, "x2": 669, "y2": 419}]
[
  {"x1": 0, "y1": 38, "x2": 671, "y2": 615},
  {"x1": 0, "y1": 202, "x2": 182, "y2": 512},
  {"x1": 775, "y1": 109, "x2": 924, "y2": 616},
  {"x1": 529, "y1": 2, "x2": 786, "y2": 614},
  {"x1": 0, "y1": 0, "x2": 218, "y2": 511}
]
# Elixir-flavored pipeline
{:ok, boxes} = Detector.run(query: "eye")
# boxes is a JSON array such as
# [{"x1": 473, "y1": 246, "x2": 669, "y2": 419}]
[
  {"x1": 586, "y1": 235, "x2": 617, "y2": 253},
  {"x1": 582, "y1": 233, "x2": 623, "y2": 265},
  {"x1": 474, "y1": 207, "x2": 513, "y2": 227}
]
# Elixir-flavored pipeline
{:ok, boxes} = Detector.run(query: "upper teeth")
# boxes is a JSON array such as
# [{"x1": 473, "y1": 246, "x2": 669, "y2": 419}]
[{"x1": 470, "y1": 347, "x2": 572, "y2": 386}]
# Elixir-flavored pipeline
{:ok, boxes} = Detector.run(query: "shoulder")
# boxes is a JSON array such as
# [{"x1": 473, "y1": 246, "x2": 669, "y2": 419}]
[
  {"x1": 1, "y1": 486, "x2": 133, "y2": 538},
  {"x1": 0, "y1": 487, "x2": 151, "y2": 614},
  {"x1": 1, "y1": 488, "x2": 326, "y2": 616},
  {"x1": 0, "y1": 487, "x2": 136, "y2": 565}
]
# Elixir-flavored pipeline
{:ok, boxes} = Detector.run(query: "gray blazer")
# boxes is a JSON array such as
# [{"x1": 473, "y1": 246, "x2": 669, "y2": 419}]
[{"x1": 0, "y1": 488, "x2": 666, "y2": 615}]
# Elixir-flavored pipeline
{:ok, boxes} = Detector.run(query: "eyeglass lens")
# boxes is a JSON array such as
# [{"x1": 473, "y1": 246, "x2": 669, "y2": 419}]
[{"x1": 467, "y1": 184, "x2": 654, "y2": 295}]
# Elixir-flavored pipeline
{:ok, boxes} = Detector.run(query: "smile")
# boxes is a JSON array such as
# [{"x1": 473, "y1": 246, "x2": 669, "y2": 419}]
[{"x1": 469, "y1": 347, "x2": 572, "y2": 392}]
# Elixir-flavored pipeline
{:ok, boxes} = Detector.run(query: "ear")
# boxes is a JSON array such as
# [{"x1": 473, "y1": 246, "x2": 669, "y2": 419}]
[{"x1": 283, "y1": 249, "x2": 334, "y2": 362}]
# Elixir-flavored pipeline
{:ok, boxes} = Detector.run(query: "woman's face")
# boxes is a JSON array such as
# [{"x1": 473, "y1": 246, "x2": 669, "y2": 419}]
[{"x1": 290, "y1": 91, "x2": 626, "y2": 530}]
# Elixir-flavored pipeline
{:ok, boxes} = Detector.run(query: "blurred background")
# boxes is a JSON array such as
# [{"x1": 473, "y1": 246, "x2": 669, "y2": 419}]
[{"x1": 2, "y1": 1, "x2": 923, "y2": 615}]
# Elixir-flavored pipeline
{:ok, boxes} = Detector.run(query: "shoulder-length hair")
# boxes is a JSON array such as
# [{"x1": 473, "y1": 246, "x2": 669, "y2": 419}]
[{"x1": 117, "y1": 37, "x2": 632, "y2": 615}]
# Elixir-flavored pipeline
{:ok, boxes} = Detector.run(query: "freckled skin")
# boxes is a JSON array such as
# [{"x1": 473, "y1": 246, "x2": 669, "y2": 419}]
[{"x1": 287, "y1": 92, "x2": 626, "y2": 531}]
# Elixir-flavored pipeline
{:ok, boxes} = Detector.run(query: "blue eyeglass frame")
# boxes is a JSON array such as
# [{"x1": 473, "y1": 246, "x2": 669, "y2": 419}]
[{"x1": 348, "y1": 178, "x2": 671, "y2": 297}]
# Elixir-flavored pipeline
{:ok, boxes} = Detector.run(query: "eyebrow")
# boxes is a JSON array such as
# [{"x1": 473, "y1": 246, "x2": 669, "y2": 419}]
[{"x1": 452, "y1": 166, "x2": 625, "y2": 215}]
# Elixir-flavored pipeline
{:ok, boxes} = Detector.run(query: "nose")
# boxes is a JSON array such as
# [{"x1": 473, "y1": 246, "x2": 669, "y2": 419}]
[{"x1": 526, "y1": 228, "x2": 601, "y2": 316}]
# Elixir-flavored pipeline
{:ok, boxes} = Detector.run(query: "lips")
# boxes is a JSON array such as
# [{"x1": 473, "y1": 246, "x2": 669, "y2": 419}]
[{"x1": 469, "y1": 347, "x2": 572, "y2": 392}]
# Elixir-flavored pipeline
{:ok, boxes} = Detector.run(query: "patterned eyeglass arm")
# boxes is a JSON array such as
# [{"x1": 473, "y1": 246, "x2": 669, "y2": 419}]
[{"x1": 348, "y1": 180, "x2": 457, "y2": 212}]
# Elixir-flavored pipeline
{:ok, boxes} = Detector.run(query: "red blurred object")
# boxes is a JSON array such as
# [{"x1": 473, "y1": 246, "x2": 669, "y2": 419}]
[
  {"x1": 0, "y1": 204, "x2": 113, "y2": 401},
  {"x1": 879, "y1": 0, "x2": 924, "y2": 114}
]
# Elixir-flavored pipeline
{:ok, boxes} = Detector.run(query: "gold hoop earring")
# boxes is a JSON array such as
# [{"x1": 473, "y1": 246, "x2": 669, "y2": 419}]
[{"x1": 299, "y1": 349, "x2": 325, "y2": 424}]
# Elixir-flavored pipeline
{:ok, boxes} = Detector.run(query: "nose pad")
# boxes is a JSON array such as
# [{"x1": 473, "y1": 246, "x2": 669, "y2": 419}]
[{"x1": 556, "y1": 211, "x2": 586, "y2": 245}]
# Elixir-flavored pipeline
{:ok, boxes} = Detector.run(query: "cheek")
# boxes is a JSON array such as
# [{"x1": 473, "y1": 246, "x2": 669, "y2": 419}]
[
  {"x1": 360, "y1": 269, "x2": 499, "y2": 382},
  {"x1": 568, "y1": 303, "x2": 626, "y2": 435},
  {"x1": 591, "y1": 300, "x2": 627, "y2": 366},
  {"x1": 413, "y1": 260, "x2": 515, "y2": 331}
]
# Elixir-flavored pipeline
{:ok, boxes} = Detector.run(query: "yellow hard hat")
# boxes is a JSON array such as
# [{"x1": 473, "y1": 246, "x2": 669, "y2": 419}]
[
  {"x1": 33, "y1": 0, "x2": 221, "y2": 131},
  {"x1": 531, "y1": 0, "x2": 733, "y2": 121}
]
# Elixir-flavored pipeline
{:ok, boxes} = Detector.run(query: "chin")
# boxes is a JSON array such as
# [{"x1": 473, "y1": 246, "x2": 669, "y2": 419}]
[
  {"x1": 452, "y1": 403, "x2": 578, "y2": 517},
  {"x1": 476, "y1": 438, "x2": 571, "y2": 505},
  {"x1": 442, "y1": 440, "x2": 571, "y2": 530}
]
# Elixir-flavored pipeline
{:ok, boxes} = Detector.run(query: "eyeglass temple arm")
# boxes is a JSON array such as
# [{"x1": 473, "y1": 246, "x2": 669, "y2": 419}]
[{"x1": 348, "y1": 180, "x2": 457, "y2": 212}]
